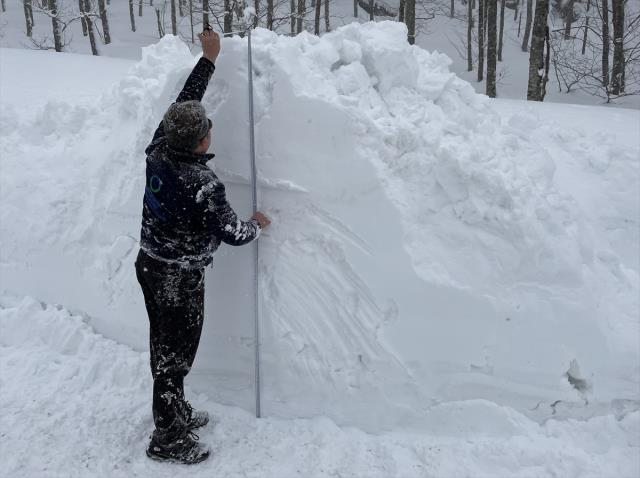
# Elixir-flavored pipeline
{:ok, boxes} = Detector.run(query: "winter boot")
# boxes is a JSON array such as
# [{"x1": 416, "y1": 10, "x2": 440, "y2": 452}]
[
  {"x1": 182, "y1": 401, "x2": 210, "y2": 430},
  {"x1": 146, "y1": 421, "x2": 210, "y2": 464}
]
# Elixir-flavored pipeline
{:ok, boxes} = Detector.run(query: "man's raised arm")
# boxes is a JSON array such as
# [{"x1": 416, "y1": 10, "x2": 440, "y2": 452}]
[{"x1": 146, "y1": 29, "x2": 221, "y2": 155}]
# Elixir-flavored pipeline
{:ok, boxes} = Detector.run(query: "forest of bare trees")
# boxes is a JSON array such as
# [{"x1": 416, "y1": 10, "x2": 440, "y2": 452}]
[{"x1": 3, "y1": 0, "x2": 638, "y2": 103}]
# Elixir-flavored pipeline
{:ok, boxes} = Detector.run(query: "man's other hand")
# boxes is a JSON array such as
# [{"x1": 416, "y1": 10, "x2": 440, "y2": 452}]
[
  {"x1": 198, "y1": 29, "x2": 220, "y2": 64},
  {"x1": 252, "y1": 212, "x2": 271, "y2": 229}
]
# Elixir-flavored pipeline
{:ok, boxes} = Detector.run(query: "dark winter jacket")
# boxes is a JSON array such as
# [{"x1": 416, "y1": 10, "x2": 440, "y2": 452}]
[{"x1": 139, "y1": 57, "x2": 260, "y2": 269}]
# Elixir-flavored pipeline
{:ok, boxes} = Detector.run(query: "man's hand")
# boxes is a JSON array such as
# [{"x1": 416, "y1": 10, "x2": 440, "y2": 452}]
[
  {"x1": 252, "y1": 212, "x2": 271, "y2": 229},
  {"x1": 198, "y1": 28, "x2": 220, "y2": 64}
]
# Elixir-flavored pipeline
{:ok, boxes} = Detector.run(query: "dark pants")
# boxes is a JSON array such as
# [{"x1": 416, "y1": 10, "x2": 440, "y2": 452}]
[{"x1": 134, "y1": 249, "x2": 205, "y2": 432}]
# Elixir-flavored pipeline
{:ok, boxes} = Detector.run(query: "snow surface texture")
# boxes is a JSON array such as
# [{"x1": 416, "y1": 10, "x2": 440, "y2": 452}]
[
  {"x1": 1, "y1": 294, "x2": 638, "y2": 478},
  {"x1": 1, "y1": 22, "x2": 639, "y2": 434}
]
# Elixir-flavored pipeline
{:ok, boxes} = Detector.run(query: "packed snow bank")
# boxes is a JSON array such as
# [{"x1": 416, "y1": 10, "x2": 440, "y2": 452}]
[
  {"x1": 1, "y1": 294, "x2": 638, "y2": 478},
  {"x1": 1, "y1": 22, "x2": 639, "y2": 431}
]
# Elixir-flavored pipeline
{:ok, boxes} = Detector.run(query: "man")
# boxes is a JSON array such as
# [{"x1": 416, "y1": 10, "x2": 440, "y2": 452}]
[{"x1": 135, "y1": 28, "x2": 270, "y2": 464}]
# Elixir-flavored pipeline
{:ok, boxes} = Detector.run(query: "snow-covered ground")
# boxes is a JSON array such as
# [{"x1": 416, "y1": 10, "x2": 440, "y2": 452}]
[
  {"x1": 0, "y1": 15, "x2": 639, "y2": 478},
  {"x1": 1, "y1": 294, "x2": 638, "y2": 477}
]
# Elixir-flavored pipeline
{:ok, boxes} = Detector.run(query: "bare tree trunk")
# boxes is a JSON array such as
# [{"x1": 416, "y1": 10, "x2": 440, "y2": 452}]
[
  {"x1": 49, "y1": 0, "x2": 63, "y2": 51},
  {"x1": 290, "y1": 0, "x2": 295, "y2": 34},
  {"x1": 1, "y1": 0, "x2": 5, "y2": 13},
  {"x1": 518, "y1": 11, "x2": 522, "y2": 36},
  {"x1": 223, "y1": 0, "x2": 232, "y2": 35},
  {"x1": 581, "y1": 0, "x2": 590, "y2": 54},
  {"x1": 314, "y1": 0, "x2": 321, "y2": 33},
  {"x1": 498, "y1": 0, "x2": 505, "y2": 60},
  {"x1": 467, "y1": 0, "x2": 473, "y2": 71},
  {"x1": 189, "y1": 0, "x2": 194, "y2": 42},
  {"x1": 610, "y1": 0, "x2": 624, "y2": 93},
  {"x1": 521, "y1": 0, "x2": 532, "y2": 51},
  {"x1": 170, "y1": 0, "x2": 177, "y2": 34},
  {"x1": 97, "y1": 0, "x2": 111, "y2": 44},
  {"x1": 487, "y1": 0, "x2": 497, "y2": 96},
  {"x1": 602, "y1": 0, "x2": 609, "y2": 86},
  {"x1": 155, "y1": 7, "x2": 164, "y2": 37},
  {"x1": 354, "y1": 0, "x2": 358, "y2": 17},
  {"x1": 203, "y1": 0, "x2": 209, "y2": 27},
  {"x1": 527, "y1": 0, "x2": 550, "y2": 100},
  {"x1": 478, "y1": 0, "x2": 484, "y2": 81},
  {"x1": 179, "y1": 0, "x2": 184, "y2": 16},
  {"x1": 405, "y1": 0, "x2": 415, "y2": 44},
  {"x1": 24, "y1": 0, "x2": 34, "y2": 37},
  {"x1": 451, "y1": 0, "x2": 454, "y2": 17},
  {"x1": 139, "y1": 0, "x2": 142, "y2": 17},
  {"x1": 399, "y1": 0, "x2": 404, "y2": 22},
  {"x1": 297, "y1": 0, "x2": 305, "y2": 33},
  {"x1": 563, "y1": 0, "x2": 574, "y2": 38},
  {"x1": 324, "y1": 0, "x2": 329, "y2": 31},
  {"x1": 369, "y1": 0, "x2": 374, "y2": 20},
  {"x1": 267, "y1": 0, "x2": 273, "y2": 29},
  {"x1": 129, "y1": 0, "x2": 136, "y2": 31},
  {"x1": 254, "y1": 0, "x2": 259, "y2": 27},
  {"x1": 80, "y1": 0, "x2": 88, "y2": 36},
  {"x1": 483, "y1": 0, "x2": 488, "y2": 44},
  {"x1": 83, "y1": 0, "x2": 98, "y2": 54},
  {"x1": 514, "y1": 0, "x2": 518, "y2": 20}
]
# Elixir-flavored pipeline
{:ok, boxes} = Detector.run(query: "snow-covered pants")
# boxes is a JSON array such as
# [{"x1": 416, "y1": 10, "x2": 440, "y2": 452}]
[{"x1": 134, "y1": 249, "x2": 205, "y2": 431}]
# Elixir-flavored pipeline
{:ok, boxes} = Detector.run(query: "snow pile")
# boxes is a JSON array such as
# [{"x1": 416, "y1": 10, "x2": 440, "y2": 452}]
[
  {"x1": 1, "y1": 294, "x2": 638, "y2": 478},
  {"x1": 1, "y1": 21, "x2": 638, "y2": 432}
]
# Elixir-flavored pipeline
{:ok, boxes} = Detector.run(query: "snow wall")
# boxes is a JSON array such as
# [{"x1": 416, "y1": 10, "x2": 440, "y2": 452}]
[{"x1": 1, "y1": 22, "x2": 638, "y2": 432}]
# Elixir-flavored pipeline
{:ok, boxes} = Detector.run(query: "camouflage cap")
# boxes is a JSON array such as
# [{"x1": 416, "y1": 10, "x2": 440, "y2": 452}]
[{"x1": 163, "y1": 100, "x2": 210, "y2": 152}]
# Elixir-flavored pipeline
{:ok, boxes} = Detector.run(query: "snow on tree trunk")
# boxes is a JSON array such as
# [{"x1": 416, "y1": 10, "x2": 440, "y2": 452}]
[
  {"x1": 563, "y1": 0, "x2": 574, "y2": 39},
  {"x1": 487, "y1": 0, "x2": 497, "y2": 97},
  {"x1": 478, "y1": 0, "x2": 484, "y2": 81},
  {"x1": 521, "y1": 0, "x2": 532, "y2": 51},
  {"x1": 129, "y1": 0, "x2": 136, "y2": 32},
  {"x1": 315, "y1": 0, "x2": 321, "y2": 34},
  {"x1": 467, "y1": 0, "x2": 473, "y2": 71},
  {"x1": 324, "y1": 0, "x2": 329, "y2": 32},
  {"x1": 602, "y1": 0, "x2": 609, "y2": 87},
  {"x1": 24, "y1": 0, "x2": 34, "y2": 38},
  {"x1": 527, "y1": 0, "x2": 550, "y2": 100},
  {"x1": 297, "y1": 0, "x2": 305, "y2": 33},
  {"x1": 83, "y1": 0, "x2": 98, "y2": 55},
  {"x1": 49, "y1": 0, "x2": 63, "y2": 51},
  {"x1": 98, "y1": 0, "x2": 110, "y2": 44},
  {"x1": 267, "y1": 0, "x2": 273, "y2": 29},
  {"x1": 203, "y1": 0, "x2": 209, "y2": 27},
  {"x1": 610, "y1": 0, "x2": 624, "y2": 94},
  {"x1": 498, "y1": 0, "x2": 505, "y2": 60},
  {"x1": 171, "y1": 0, "x2": 177, "y2": 35},
  {"x1": 405, "y1": 0, "x2": 415, "y2": 44}
]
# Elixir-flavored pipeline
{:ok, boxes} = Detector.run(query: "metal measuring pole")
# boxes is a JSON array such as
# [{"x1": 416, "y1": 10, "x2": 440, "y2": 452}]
[{"x1": 246, "y1": 22, "x2": 261, "y2": 419}]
